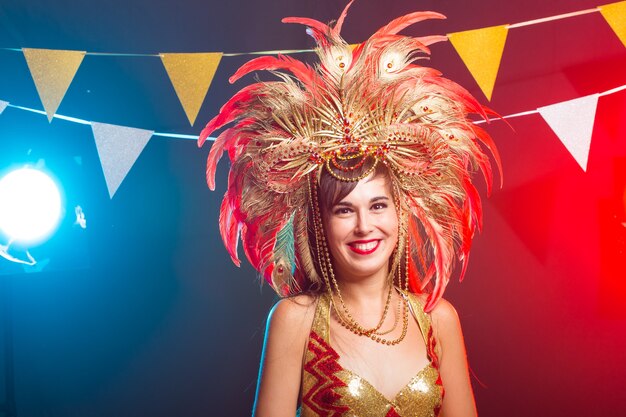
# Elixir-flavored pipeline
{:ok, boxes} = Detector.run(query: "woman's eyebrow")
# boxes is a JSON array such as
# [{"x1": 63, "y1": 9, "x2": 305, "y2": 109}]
[{"x1": 334, "y1": 196, "x2": 389, "y2": 207}]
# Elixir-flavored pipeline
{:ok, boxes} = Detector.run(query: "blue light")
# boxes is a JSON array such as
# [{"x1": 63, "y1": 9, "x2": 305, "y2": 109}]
[{"x1": 0, "y1": 168, "x2": 62, "y2": 244}]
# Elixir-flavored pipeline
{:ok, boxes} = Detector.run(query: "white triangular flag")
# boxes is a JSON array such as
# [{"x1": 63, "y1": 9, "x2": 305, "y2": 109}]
[
  {"x1": 91, "y1": 122, "x2": 153, "y2": 198},
  {"x1": 538, "y1": 94, "x2": 599, "y2": 172},
  {"x1": 0, "y1": 100, "x2": 8, "y2": 114}
]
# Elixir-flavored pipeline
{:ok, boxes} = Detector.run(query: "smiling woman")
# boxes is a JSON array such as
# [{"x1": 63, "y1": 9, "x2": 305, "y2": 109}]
[
  {"x1": 321, "y1": 167, "x2": 399, "y2": 283},
  {"x1": 199, "y1": 1, "x2": 499, "y2": 415}
]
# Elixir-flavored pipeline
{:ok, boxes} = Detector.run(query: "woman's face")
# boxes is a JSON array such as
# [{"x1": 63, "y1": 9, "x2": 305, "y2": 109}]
[{"x1": 323, "y1": 173, "x2": 399, "y2": 282}]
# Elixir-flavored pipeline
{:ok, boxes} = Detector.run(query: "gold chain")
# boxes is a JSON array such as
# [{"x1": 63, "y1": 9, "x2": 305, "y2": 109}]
[
  {"x1": 332, "y1": 288, "x2": 410, "y2": 346},
  {"x1": 371, "y1": 289, "x2": 402, "y2": 336}
]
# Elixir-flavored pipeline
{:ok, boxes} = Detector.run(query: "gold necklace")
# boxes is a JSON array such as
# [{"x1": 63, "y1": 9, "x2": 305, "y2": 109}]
[
  {"x1": 373, "y1": 290, "x2": 402, "y2": 336},
  {"x1": 332, "y1": 289, "x2": 410, "y2": 346}
]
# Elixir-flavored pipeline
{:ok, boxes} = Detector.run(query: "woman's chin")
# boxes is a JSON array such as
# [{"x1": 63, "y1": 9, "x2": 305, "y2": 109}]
[{"x1": 338, "y1": 259, "x2": 390, "y2": 281}]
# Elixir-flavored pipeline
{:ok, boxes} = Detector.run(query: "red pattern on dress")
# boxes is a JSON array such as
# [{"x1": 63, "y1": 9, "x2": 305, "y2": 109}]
[
  {"x1": 426, "y1": 327, "x2": 439, "y2": 369},
  {"x1": 302, "y1": 331, "x2": 350, "y2": 416},
  {"x1": 385, "y1": 407, "x2": 402, "y2": 417},
  {"x1": 427, "y1": 326, "x2": 445, "y2": 412}
]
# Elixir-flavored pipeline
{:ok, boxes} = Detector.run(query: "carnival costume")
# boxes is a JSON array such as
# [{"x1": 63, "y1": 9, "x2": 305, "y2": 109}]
[
  {"x1": 300, "y1": 291, "x2": 443, "y2": 416},
  {"x1": 200, "y1": 0, "x2": 499, "y2": 414}
]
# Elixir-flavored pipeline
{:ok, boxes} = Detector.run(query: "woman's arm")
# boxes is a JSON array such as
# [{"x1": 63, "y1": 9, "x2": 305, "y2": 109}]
[
  {"x1": 253, "y1": 296, "x2": 316, "y2": 417},
  {"x1": 430, "y1": 298, "x2": 477, "y2": 417}
]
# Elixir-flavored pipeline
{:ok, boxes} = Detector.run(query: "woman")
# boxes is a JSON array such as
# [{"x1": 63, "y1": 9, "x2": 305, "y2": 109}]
[{"x1": 199, "y1": 2, "x2": 500, "y2": 415}]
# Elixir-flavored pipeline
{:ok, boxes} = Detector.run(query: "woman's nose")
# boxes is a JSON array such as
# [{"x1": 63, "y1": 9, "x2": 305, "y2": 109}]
[{"x1": 355, "y1": 212, "x2": 373, "y2": 234}]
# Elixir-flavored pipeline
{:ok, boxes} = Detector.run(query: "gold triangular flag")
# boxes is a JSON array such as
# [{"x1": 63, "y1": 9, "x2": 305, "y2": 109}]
[
  {"x1": 161, "y1": 52, "x2": 223, "y2": 126},
  {"x1": 448, "y1": 25, "x2": 508, "y2": 101},
  {"x1": 348, "y1": 44, "x2": 360, "y2": 51},
  {"x1": 599, "y1": 1, "x2": 626, "y2": 48},
  {"x1": 22, "y1": 48, "x2": 85, "y2": 122}
]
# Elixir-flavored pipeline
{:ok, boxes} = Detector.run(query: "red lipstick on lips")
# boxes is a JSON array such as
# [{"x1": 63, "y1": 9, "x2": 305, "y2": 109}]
[{"x1": 347, "y1": 239, "x2": 381, "y2": 255}]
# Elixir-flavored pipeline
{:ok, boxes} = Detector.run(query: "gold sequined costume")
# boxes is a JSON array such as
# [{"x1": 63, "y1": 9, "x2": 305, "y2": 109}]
[{"x1": 300, "y1": 292, "x2": 443, "y2": 417}]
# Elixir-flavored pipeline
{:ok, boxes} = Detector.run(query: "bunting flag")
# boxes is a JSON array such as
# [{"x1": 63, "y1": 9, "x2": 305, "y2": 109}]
[
  {"x1": 538, "y1": 94, "x2": 600, "y2": 172},
  {"x1": 448, "y1": 25, "x2": 508, "y2": 101},
  {"x1": 22, "y1": 48, "x2": 85, "y2": 122},
  {"x1": 160, "y1": 52, "x2": 223, "y2": 126},
  {"x1": 599, "y1": 1, "x2": 626, "y2": 48},
  {"x1": 0, "y1": 100, "x2": 8, "y2": 114},
  {"x1": 91, "y1": 122, "x2": 153, "y2": 198}
]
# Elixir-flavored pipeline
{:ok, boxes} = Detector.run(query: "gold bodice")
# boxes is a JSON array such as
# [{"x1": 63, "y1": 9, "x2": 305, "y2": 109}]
[{"x1": 299, "y1": 292, "x2": 443, "y2": 417}]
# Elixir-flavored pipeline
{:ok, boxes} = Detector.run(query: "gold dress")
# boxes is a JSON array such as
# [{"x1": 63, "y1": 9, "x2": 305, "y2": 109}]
[{"x1": 299, "y1": 292, "x2": 444, "y2": 417}]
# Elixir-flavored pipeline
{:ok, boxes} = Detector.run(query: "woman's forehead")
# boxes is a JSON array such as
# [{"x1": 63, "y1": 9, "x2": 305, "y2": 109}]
[{"x1": 339, "y1": 175, "x2": 392, "y2": 203}]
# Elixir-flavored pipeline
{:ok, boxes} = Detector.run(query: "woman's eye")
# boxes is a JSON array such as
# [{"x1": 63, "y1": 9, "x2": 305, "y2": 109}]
[
  {"x1": 334, "y1": 207, "x2": 352, "y2": 215},
  {"x1": 372, "y1": 203, "x2": 387, "y2": 211}
]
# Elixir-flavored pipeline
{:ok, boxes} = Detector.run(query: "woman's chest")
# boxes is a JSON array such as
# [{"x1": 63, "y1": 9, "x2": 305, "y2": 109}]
[
  {"x1": 300, "y1": 328, "x2": 442, "y2": 417},
  {"x1": 328, "y1": 316, "x2": 431, "y2": 401}
]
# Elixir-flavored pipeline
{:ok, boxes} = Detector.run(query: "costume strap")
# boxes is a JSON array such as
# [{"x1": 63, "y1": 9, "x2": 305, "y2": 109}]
[
  {"x1": 405, "y1": 292, "x2": 432, "y2": 345},
  {"x1": 309, "y1": 293, "x2": 331, "y2": 342}
]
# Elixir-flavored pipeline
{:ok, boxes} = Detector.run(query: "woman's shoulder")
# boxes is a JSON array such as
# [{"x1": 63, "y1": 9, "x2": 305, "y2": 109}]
[
  {"x1": 421, "y1": 296, "x2": 464, "y2": 360},
  {"x1": 407, "y1": 292, "x2": 459, "y2": 322},
  {"x1": 429, "y1": 297, "x2": 460, "y2": 325},
  {"x1": 407, "y1": 292, "x2": 461, "y2": 337},
  {"x1": 267, "y1": 293, "x2": 320, "y2": 342},
  {"x1": 255, "y1": 294, "x2": 320, "y2": 415}
]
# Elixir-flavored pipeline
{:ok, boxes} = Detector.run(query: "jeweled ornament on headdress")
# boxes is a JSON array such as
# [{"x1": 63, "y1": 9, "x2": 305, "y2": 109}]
[{"x1": 199, "y1": 0, "x2": 502, "y2": 311}]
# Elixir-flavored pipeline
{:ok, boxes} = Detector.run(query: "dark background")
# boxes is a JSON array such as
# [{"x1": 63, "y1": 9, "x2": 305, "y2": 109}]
[{"x1": 0, "y1": 0, "x2": 625, "y2": 415}]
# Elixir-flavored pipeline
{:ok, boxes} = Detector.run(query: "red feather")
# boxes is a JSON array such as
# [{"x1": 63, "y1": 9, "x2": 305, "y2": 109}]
[
  {"x1": 333, "y1": 0, "x2": 355, "y2": 35},
  {"x1": 472, "y1": 125, "x2": 503, "y2": 191},
  {"x1": 218, "y1": 162, "x2": 250, "y2": 266},
  {"x1": 425, "y1": 76, "x2": 487, "y2": 119},
  {"x1": 458, "y1": 251, "x2": 470, "y2": 282},
  {"x1": 205, "y1": 118, "x2": 257, "y2": 190},
  {"x1": 440, "y1": 193, "x2": 473, "y2": 283},
  {"x1": 218, "y1": 194, "x2": 241, "y2": 267},
  {"x1": 366, "y1": 34, "x2": 432, "y2": 55},
  {"x1": 458, "y1": 198, "x2": 475, "y2": 283},
  {"x1": 415, "y1": 35, "x2": 448, "y2": 47},
  {"x1": 415, "y1": 208, "x2": 452, "y2": 312},
  {"x1": 198, "y1": 84, "x2": 264, "y2": 148},
  {"x1": 229, "y1": 55, "x2": 316, "y2": 89},
  {"x1": 463, "y1": 177, "x2": 483, "y2": 232},
  {"x1": 372, "y1": 11, "x2": 445, "y2": 37},
  {"x1": 407, "y1": 199, "x2": 449, "y2": 304},
  {"x1": 422, "y1": 264, "x2": 436, "y2": 291},
  {"x1": 281, "y1": 17, "x2": 331, "y2": 47},
  {"x1": 242, "y1": 212, "x2": 283, "y2": 272},
  {"x1": 198, "y1": 109, "x2": 244, "y2": 148},
  {"x1": 239, "y1": 224, "x2": 255, "y2": 268},
  {"x1": 281, "y1": 16, "x2": 330, "y2": 35},
  {"x1": 263, "y1": 263, "x2": 275, "y2": 285},
  {"x1": 206, "y1": 128, "x2": 234, "y2": 190},
  {"x1": 407, "y1": 216, "x2": 426, "y2": 293}
]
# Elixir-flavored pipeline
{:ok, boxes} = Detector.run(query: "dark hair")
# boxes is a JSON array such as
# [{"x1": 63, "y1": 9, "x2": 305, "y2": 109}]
[{"x1": 317, "y1": 163, "x2": 391, "y2": 214}]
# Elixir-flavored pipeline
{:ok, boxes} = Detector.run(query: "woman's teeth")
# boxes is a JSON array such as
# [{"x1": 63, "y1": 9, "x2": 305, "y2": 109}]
[{"x1": 352, "y1": 241, "x2": 378, "y2": 251}]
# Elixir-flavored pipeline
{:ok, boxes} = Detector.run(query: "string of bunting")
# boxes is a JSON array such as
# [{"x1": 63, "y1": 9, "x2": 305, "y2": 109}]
[
  {"x1": 1, "y1": 83, "x2": 624, "y2": 198},
  {"x1": 1, "y1": 1, "x2": 624, "y2": 121},
  {"x1": 0, "y1": 1, "x2": 624, "y2": 198}
]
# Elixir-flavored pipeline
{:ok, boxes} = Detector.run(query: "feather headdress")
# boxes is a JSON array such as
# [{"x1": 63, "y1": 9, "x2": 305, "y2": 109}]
[{"x1": 199, "y1": 1, "x2": 501, "y2": 311}]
